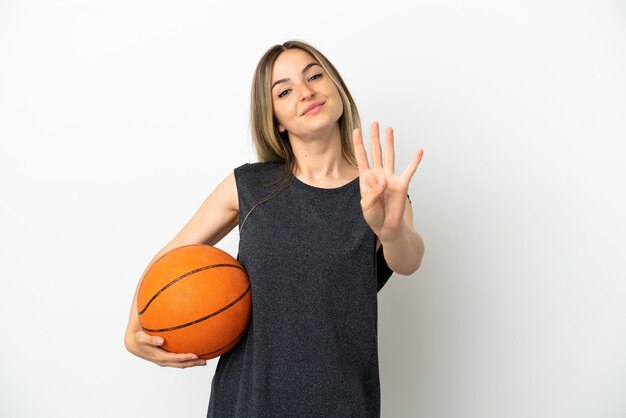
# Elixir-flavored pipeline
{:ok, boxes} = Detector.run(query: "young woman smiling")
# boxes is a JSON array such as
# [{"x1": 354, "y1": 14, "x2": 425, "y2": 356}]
[{"x1": 125, "y1": 40, "x2": 424, "y2": 417}]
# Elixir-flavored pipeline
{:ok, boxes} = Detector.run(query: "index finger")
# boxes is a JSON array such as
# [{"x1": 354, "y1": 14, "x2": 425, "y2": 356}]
[{"x1": 352, "y1": 128, "x2": 370, "y2": 174}]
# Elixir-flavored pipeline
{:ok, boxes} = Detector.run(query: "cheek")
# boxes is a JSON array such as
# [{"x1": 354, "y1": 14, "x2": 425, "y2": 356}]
[
  {"x1": 331, "y1": 91, "x2": 344, "y2": 117},
  {"x1": 326, "y1": 84, "x2": 344, "y2": 112}
]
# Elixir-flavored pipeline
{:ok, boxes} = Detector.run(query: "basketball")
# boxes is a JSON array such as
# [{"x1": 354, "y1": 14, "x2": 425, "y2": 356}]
[{"x1": 137, "y1": 244, "x2": 251, "y2": 360}]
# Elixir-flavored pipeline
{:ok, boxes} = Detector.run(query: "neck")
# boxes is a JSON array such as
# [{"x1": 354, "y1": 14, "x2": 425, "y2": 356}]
[{"x1": 287, "y1": 125, "x2": 358, "y2": 186}]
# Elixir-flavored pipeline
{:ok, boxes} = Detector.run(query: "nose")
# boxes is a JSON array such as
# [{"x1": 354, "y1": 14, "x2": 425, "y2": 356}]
[{"x1": 299, "y1": 84, "x2": 315, "y2": 101}]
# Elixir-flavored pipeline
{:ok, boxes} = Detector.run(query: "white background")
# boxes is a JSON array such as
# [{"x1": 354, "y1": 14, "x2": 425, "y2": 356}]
[{"x1": 1, "y1": 1, "x2": 625, "y2": 417}]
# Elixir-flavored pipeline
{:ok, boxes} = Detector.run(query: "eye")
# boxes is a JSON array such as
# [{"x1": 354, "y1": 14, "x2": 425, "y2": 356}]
[
  {"x1": 277, "y1": 89, "x2": 291, "y2": 98},
  {"x1": 308, "y1": 73, "x2": 322, "y2": 82}
]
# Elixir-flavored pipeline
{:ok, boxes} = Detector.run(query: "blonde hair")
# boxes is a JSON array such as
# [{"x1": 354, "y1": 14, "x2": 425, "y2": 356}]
[{"x1": 250, "y1": 40, "x2": 361, "y2": 176}]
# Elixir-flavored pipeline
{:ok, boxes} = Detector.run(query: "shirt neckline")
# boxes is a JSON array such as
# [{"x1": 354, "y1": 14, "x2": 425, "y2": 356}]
[{"x1": 292, "y1": 175, "x2": 360, "y2": 192}]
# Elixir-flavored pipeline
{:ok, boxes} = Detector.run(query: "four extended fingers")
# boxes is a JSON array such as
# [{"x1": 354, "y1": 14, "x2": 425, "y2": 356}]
[{"x1": 353, "y1": 122, "x2": 422, "y2": 177}]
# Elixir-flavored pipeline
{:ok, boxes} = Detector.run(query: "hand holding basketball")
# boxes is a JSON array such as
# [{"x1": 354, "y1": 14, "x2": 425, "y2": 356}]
[{"x1": 126, "y1": 330, "x2": 207, "y2": 368}]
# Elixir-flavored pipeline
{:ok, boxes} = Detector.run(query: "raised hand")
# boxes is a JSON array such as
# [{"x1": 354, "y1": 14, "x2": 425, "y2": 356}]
[{"x1": 352, "y1": 122, "x2": 423, "y2": 242}]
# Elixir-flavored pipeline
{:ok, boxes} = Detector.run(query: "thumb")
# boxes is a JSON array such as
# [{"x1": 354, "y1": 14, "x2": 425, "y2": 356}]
[
  {"x1": 361, "y1": 177, "x2": 387, "y2": 212},
  {"x1": 140, "y1": 332, "x2": 164, "y2": 347}
]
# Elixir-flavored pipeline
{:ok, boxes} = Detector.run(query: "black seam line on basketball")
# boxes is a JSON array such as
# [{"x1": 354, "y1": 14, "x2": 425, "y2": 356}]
[
  {"x1": 137, "y1": 264, "x2": 246, "y2": 315},
  {"x1": 141, "y1": 285, "x2": 251, "y2": 333},
  {"x1": 197, "y1": 327, "x2": 249, "y2": 357}
]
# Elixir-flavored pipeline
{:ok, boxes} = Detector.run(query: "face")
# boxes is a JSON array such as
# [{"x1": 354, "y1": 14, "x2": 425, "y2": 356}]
[{"x1": 270, "y1": 48, "x2": 344, "y2": 139}]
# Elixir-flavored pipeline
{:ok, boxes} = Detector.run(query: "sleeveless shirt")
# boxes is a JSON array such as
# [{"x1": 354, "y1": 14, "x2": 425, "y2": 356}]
[{"x1": 207, "y1": 161, "x2": 393, "y2": 417}]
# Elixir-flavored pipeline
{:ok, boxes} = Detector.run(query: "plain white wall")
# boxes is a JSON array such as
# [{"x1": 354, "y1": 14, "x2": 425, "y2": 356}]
[{"x1": 1, "y1": 0, "x2": 625, "y2": 417}]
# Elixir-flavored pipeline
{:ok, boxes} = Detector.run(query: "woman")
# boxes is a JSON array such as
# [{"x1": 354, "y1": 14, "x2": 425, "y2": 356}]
[{"x1": 125, "y1": 40, "x2": 424, "y2": 417}]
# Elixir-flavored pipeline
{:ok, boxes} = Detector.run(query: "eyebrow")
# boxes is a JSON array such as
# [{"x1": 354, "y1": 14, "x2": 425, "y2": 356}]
[{"x1": 271, "y1": 63, "x2": 321, "y2": 90}]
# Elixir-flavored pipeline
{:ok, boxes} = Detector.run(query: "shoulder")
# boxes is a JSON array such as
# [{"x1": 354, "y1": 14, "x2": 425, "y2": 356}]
[
  {"x1": 210, "y1": 171, "x2": 238, "y2": 211},
  {"x1": 232, "y1": 161, "x2": 290, "y2": 208},
  {"x1": 234, "y1": 160, "x2": 285, "y2": 176},
  {"x1": 234, "y1": 160, "x2": 286, "y2": 185}
]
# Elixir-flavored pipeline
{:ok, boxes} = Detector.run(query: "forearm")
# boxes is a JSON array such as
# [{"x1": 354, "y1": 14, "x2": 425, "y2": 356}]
[
  {"x1": 124, "y1": 286, "x2": 143, "y2": 352},
  {"x1": 380, "y1": 223, "x2": 424, "y2": 276},
  {"x1": 125, "y1": 250, "x2": 164, "y2": 351}
]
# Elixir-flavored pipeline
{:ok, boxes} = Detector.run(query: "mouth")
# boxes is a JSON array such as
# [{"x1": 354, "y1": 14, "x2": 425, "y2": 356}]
[{"x1": 301, "y1": 102, "x2": 325, "y2": 116}]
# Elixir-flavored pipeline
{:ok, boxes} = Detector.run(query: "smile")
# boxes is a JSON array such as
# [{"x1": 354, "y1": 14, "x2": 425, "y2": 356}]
[{"x1": 301, "y1": 102, "x2": 325, "y2": 116}]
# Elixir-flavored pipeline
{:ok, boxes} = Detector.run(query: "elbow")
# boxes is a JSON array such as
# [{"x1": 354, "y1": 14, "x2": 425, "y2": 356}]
[
  {"x1": 411, "y1": 258, "x2": 423, "y2": 275},
  {"x1": 395, "y1": 261, "x2": 421, "y2": 276},
  {"x1": 401, "y1": 244, "x2": 424, "y2": 276},
  {"x1": 124, "y1": 331, "x2": 133, "y2": 354},
  {"x1": 412, "y1": 237, "x2": 424, "y2": 274},
  {"x1": 391, "y1": 255, "x2": 422, "y2": 276}
]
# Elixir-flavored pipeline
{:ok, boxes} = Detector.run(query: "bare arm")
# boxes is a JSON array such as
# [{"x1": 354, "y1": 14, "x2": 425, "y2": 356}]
[
  {"x1": 354, "y1": 122, "x2": 425, "y2": 276},
  {"x1": 376, "y1": 197, "x2": 424, "y2": 275},
  {"x1": 124, "y1": 171, "x2": 239, "y2": 367}
]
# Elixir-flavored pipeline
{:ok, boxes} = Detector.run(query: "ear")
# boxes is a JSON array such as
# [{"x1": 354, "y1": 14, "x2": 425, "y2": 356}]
[{"x1": 278, "y1": 124, "x2": 286, "y2": 133}]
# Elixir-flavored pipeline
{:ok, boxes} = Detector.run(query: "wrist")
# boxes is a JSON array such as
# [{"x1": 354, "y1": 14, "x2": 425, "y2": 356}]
[{"x1": 378, "y1": 222, "x2": 410, "y2": 245}]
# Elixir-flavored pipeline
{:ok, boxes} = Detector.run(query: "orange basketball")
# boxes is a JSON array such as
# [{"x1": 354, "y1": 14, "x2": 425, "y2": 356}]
[{"x1": 137, "y1": 244, "x2": 251, "y2": 360}]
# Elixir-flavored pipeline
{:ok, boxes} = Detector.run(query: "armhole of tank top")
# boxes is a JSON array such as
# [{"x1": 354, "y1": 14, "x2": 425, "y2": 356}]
[
  {"x1": 376, "y1": 245, "x2": 393, "y2": 292},
  {"x1": 238, "y1": 163, "x2": 293, "y2": 234}
]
